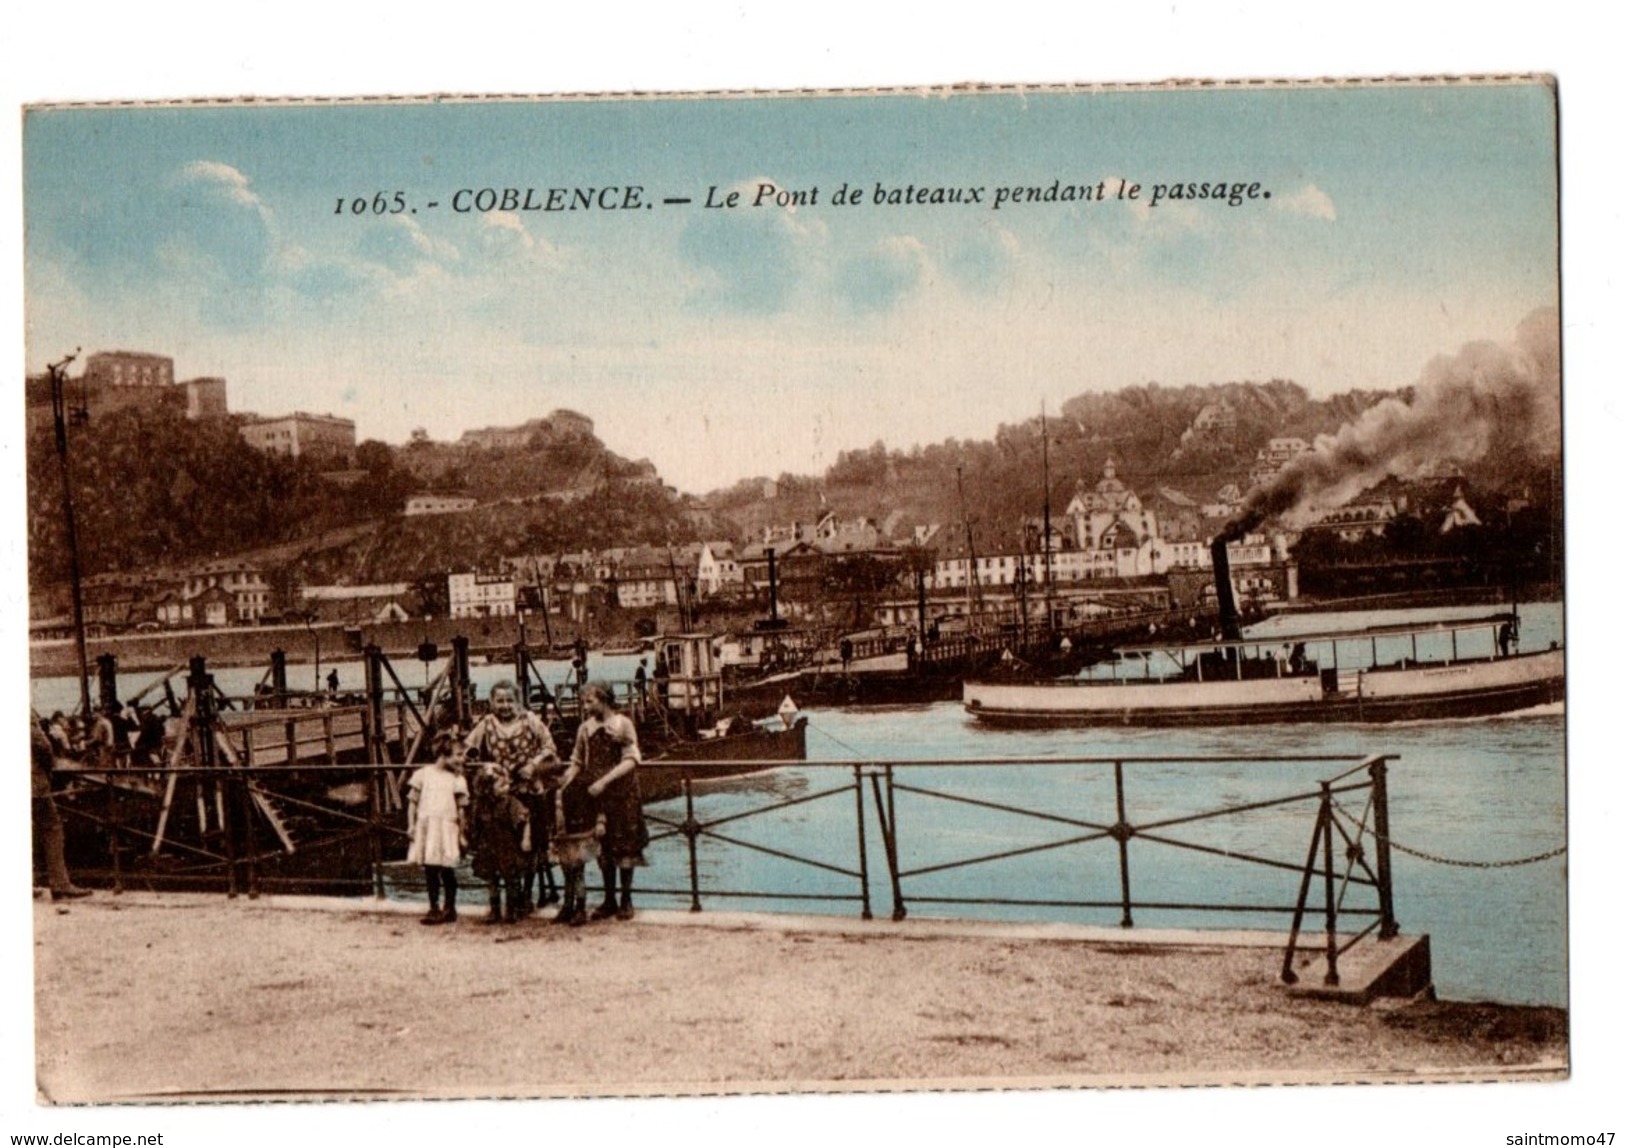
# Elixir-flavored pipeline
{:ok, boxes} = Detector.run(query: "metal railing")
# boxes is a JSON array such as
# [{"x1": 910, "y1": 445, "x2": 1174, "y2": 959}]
[
  {"x1": 52, "y1": 748, "x2": 1399, "y2": 986},
  {"x1": 644, "y1": 754, "x2": 1399, "y2": 988}
]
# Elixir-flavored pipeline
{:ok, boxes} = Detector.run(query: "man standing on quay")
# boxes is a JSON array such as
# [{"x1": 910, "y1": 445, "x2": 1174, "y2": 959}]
[{"x1": 33, "y1": 721, "x2": 91, "y2": 900}]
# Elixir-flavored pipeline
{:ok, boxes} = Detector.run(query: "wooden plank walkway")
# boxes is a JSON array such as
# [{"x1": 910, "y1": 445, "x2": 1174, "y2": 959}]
[{"x1": 217, "y1": 703, "x2": 420, "y2": 765}]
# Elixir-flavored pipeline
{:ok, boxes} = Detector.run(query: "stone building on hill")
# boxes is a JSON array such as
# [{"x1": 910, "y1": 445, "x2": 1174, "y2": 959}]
[
  {"x1": 459, "y1": 409, "x2": 598, "y2": 451},
  {"x1": 25, "y1": 350, "x2": 231, "y2": 435},
  {"x1": 239, "y1": 412, "x2": 356, "y2": 465}
]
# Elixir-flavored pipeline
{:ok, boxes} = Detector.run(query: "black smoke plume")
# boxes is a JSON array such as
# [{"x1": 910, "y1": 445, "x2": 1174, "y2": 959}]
[{"x1": 1218, "y1": 307, "x2": 1560, "y2": 544}]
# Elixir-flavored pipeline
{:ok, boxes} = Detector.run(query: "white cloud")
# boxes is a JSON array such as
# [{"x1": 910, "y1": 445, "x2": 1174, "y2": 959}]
[
  {"x1": 676, "y1": 178, "x2": 827, "y2": 314},
  {"x1": 1129, "y1": 195, "x2": 1203, "y2": 232},
  {"x1": 143, "y1": 160, "x2": 277, "y2": 313},
  {"x1": 177, "y1": 160, "x2": 267, "y2": 211},
  {"x1": 473, "y1": 211, "x2": 566, "y2": 271},
  {"x1": 837, "y1": 234, "x2": 930, "y2": 314},
  {"x1": 355, "y1": 215, "x2": 460, "y2": 276},
  {"x1": 275, "y1": 242, "x2": 378, "y2": 302},
  {"x1": 1277, "y1": 184, "x2": 1338, "y2": 222}
]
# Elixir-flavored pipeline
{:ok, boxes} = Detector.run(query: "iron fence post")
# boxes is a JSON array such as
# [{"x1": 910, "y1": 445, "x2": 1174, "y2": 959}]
[
  {"x1": 1320, "y1": 781, "x2": 1340, "y2": 986},
  {"x1": 853, "y1": 764, "x2": 872, "y2": 920},
  {"x1": 240, "y1": 766, "x2": 261, "y2": 900},
  {"x1": 1369, "y1": 756, "x2": 1399, "y2": 940},
  {"x1": 1114, "y1": 760, "x2": 1134, "y2": 928},
  {"x1": 452, "y1": 636, "x2": 472, "y2": 727},
  {"x1": 192, "y1": 658, "x2": 238, "y2": 899},
  {"x1": 1280, "y1": 797, "x2": 1328, "y2": 985},
  {"x1": 270, "y1": 648, "x2": 288, "y2": 708},
  {"x1": 364, "y1": 646, "x2": 387, "y2": 754},
  {"x1": 103, "y1": 768, "x2": 123, "y2": 895},
  {"x1": 683, "y1": 774, "x2": 702, "y2": 913},
  {"x1": 366, "y1": 707, "x2": 386, "y2": 900},
  {"x1": 869, "y1": 766, "x2": 906, "y2": 921},
  {"x1": 364, "y1": 646, "x2": 390, "y2": 898},
  {"x1": 886, "y1": 763, "x2": 905, "y2": 921}
]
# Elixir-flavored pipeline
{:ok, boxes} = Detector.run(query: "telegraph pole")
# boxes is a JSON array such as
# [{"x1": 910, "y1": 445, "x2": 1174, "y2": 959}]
[
  {"x1": 1041, "y1": 402, "x2": 1055, "y2": 632},
  {"x1": 956, "y1": 465, "x2": 983, "y2": 618},
  {"x1": 48, "y1": 349, "x2": 92, "y2": 718}
]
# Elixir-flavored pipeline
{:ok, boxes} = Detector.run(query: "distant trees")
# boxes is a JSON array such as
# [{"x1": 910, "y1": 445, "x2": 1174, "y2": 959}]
[
  {"x1": 351, "y1": 439, "x2": 416, "y2": 515},
  {"x1": 27, "y1": 406, "x2": 342, "y2": 580},
  {"x1": 821, "y1": 552, "x2": 907, "y2": 629},
  {"x1": 25, "y1": 401, "x2": 694, "y2": 588},
  {"x1": 706, "y1": 380, "x2": 1366, "y2": 543},
  {"x1": 1292, "y1": 492, "x2": 1562, "y2": 597},
  {"x1": 355, "y1": 439, "x2": 394, "y2": 473},
  {"x1": 827, "y1": 440, "x2": 891, "y2": 487}
]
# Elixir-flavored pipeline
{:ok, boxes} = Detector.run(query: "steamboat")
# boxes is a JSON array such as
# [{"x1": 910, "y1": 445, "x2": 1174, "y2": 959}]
[{"x1": 963, "y1": 540, "x2": 1564, "y2": 728}]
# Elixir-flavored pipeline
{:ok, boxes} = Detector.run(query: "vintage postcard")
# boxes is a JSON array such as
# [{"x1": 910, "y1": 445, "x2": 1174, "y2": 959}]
[{"x1": 23, "y1": 79, "x2": 1567, "y2": 1107}]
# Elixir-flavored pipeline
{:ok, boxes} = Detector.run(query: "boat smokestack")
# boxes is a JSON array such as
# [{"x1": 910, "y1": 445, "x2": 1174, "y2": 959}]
[
  {"x1": 766, "y1": 546, "x2": 779, "y2": 624},
  {"x1": 1210, "y1": 534, "x2": 1243, "y2": 642}
]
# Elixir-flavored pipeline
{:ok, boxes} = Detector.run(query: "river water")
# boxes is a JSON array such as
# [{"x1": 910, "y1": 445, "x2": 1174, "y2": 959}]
[{"x1": 31, "y1": 602, "x2": 1567, "y2": 1007}]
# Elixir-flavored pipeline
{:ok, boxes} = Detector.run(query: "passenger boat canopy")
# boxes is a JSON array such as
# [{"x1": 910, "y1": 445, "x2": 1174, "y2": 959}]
[
  {"x1": 1111, "y1": 612, "x2": 1524, "y2": 659},
  {"x1": 1095, "y1": 612, "x2": 1533, "y2": 684}
]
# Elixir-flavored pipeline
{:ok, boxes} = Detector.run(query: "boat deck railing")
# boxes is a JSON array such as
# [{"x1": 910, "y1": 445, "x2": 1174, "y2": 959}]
[{"x1": 51, "y1": 745, "x2": 1400, "y2": 990}]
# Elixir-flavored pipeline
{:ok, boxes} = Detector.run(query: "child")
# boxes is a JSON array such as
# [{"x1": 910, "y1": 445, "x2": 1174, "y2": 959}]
[
  {"x1": 469, "y1": 761, "x2": 529, "y2": 924},
  {"x1": 406, "y1": 730, "x2": 470, "y2": 925},
  {"x1": 551, "y1": 769, "x2": 604, "y2": 927}
]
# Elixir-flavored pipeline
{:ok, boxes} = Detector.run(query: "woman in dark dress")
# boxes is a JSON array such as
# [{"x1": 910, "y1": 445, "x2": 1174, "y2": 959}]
[{"x1": 558, "y1": 681, "x2": 648, "y2": 920}]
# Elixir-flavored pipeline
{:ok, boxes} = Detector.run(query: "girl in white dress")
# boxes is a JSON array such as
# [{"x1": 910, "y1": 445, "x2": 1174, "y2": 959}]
[{"x1": 407, "y1": 730, "x2": 470, "y2": 925}]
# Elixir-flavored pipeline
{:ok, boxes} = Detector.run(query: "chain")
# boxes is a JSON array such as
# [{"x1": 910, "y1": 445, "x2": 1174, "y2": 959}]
[
  {"x1": 1331, "y1": 795, "x2": 1565, "y2": 869},
  {"x1": 1384, "y1": 838, "x2": 1567, "y2": 868}
]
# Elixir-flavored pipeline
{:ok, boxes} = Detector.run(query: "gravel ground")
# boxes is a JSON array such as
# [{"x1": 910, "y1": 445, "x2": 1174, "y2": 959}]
[{"x1": 33, "y1": 895, "x2": 1566, "y2": 1102}]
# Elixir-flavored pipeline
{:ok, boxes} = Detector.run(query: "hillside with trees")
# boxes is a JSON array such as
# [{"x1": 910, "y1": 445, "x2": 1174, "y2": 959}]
[
  {"x1": 707, "y1": 380, "x2": 1404, "y2": 544},
  {"x1": 26, "y1": 404, "x2": 700, "y2": 592},
  {"x1": 26, "y1": 406, "x2": 411, "y2": 583},
  {"x1": 288, "y1": 482, "x2": 703, "y2": 589},
  {"x1": 29, "y1": 374, "x2": 1560, "y2": 606}
]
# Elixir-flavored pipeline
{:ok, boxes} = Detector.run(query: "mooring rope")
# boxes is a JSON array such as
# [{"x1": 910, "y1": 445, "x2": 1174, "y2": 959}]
[{"x1": 803, "y1": 719, "x2": 875, "y2": 762}]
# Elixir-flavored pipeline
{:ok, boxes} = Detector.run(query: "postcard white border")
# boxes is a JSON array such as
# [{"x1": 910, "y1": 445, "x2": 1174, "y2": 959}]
[{"x1": 3, "y1": 4, "x2": 1617, "y2": 1146}]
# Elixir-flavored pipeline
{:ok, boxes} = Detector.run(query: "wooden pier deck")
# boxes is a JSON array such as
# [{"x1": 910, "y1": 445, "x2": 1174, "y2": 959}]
[{"x1": 218, "y1": 701, "x2": 421, "y2": 766}]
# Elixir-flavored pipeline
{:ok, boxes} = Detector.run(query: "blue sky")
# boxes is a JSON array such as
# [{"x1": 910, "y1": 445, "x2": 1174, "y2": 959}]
[{"x1": 24, "y1": 83, "x2": 1557, "y2": 491}]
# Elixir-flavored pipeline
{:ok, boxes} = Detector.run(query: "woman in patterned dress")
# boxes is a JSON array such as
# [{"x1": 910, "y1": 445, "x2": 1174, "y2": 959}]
[
  {"x1": 464, "y1": 680, "x2": 561, "y2": 914},
  {"x1": 558, "y1": 680, "x2": 649, "y2": 921}
]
